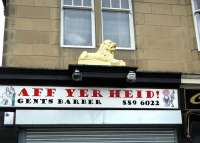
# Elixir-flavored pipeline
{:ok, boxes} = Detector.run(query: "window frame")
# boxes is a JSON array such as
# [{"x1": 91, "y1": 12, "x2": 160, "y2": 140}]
[
  {"x1": 60, "y1": 0, "x2": 96, "y2": 48},
  {"x1": 101, "y1": 0, "x2": 135, "y2": 50},
  {"x1": 191, "y1": 0, "x2": 200, "y2": 51},
  {"x1": 60, "y1": 0, "x2": 135, "y2": 50}
]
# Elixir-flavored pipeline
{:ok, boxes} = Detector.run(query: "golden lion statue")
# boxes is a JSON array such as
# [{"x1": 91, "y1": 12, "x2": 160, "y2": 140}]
[{"x1": 78, "y1": 40, "x2": 126, "y2": 66}]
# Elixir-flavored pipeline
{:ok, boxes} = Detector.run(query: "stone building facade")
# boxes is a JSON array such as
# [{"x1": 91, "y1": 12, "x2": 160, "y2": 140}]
[
  {"x1": 2, "y1": 0, "x2": 200, "y2": 74},
  {"x1": 1, "y1": 1, "x2": 200, "y2": 143}
]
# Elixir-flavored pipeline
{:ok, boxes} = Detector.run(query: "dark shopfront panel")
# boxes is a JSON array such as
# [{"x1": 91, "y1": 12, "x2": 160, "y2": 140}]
[
  {"x1": 0, "y1": 66, "x2": 182, "y2": 143},
  {"x1": 0, "y1": 112, "x2": 17, "y2": 143},
  {"x1": 183, "y1": 89, "x2": 200, "y2": 143},
  {"x1": 192, "y1": 121, "x2": 200, "y2": 143},
  {"x1": 0, "y1": 128, "x2": 17, "y2": 143}
]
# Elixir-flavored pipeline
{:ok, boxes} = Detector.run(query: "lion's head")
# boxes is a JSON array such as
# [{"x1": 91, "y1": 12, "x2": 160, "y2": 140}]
[
  {"x1": 78, "y1": 39, "x2": 126, "y2": 66},
  {"x1": 99, "y1": 40, "x2": 117, "y2": 55}
]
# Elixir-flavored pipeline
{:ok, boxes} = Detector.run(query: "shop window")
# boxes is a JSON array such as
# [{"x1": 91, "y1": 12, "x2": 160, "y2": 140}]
[
  {"x1": 192, "y1": 0, "x2": 200, "y2": 51},
  {"x1": 61, "y1": 0, "x2": 135, "y2": 50}
]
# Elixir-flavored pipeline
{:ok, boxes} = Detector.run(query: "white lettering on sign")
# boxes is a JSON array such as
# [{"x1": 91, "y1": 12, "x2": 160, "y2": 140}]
[{"x1": 0, "y1": 86, "x2": 178, "y2": 109}]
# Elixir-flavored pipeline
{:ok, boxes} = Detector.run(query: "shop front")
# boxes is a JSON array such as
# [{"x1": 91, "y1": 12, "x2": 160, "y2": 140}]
[
  {"x1": 0, "y1": 65, "x2": 182, "y2": 143},
  {"x1": 183, "y1": 88, "x2": 200, "y2": 143}
]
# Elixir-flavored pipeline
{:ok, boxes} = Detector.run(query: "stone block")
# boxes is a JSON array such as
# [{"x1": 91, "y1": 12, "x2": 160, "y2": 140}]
[
  {"x1": 50, "y1": 20, "x2": 59, "y2": 31},
  {"x1": 135, "y1": 36, "x2": 145, "y2": 50},
  {"x1": 49, "y1": 32, "x2": 59, "y2": 45},
  {"x1": 172, "y1": 5, "x2": 187, "y2": 16},
  {"x1": 152, "y1": 60, "x2": 185, "y2": 72},
  {"x1": 135, "y1": 13, "x2": 145, "y2": 25},
  {"x1": 62, "y1": 48, "x2": 84, "y2": 58},
  {"x1": 135, "y1": 25, "x2": 144, "y2": 36},
  {"x1": 134, "y1": 2, "x2": 152, "y2": 13},
  {"x1": 116, "y1": 50, "x2": 136, "y2": 61},
  {"x1": 185, "y1": 0, "x2": 191, "y2": 5},
  {"x1": 147, "y1": 60, "x2": 185, "y2": 72},
  {"x1": 31, "y1": 45, "x2": 60, "y2": 56},
  {"x1": 16, "y1": 6, "x2": 50, "y2": 19},
  {"x1": 184, "y1": 54, "x2": 200, "y2": 73},
  {"x1": 11, "y1": 44, "x2": 59, "y2": 57},
  {"x1": 12, "y1": 44, "x2": 33, "y2": 55},
  {"x1": 152, "y1": 3, "x2": 172, "y2": 15},
  {"x1": 63, "y1": 56, "x2": 78, "y2": 67},
  {"x1": 142, "y1": 29, "x2": 184, "y2": 50},
  {"x1": 186, "y1": 5, "x2": 193, "y2": 16},
  {"x1": 143, "y1": 0, "x2": 179, "y2": 5},
  {"x1": 34, "y1": 0, "x2": 59, "y2": 7},
  {"x1": 135, "y1": 0, "x2": 144, "y2": 2},
  {"x1": 32, "y1": 19, "x2": 51, "y2": 31},
  {"x1": 7, "y1": 4, "x2": 16, "y2": 17},
  {"x1": 15, "y1": 18, "x2": 33, "y2": 30},
  {"x1": 124, "y1": 59, "x2": 137, "y2": 67},
  {"x1": 16, "y1": 30, "x2": 50, "y2": 44},
  {"x1": 5, "y1": 30, "x2": 15, "y2": 43},
  {"x1": 180, "y1": 16, "x2": 194, "y2": 27},
  {"x1": 5, "y1": 56, "x2": 60, "y2": 69},
  {"x1": 15, "y1": 18, "x2": 54, "y2": 31},
  {"x1": 34, "y1": 0, "x2": 50, "y2": 7},
  {"x1": 5, "y1": 18, "x2": 15, "y2": 30},
  {"x1": 50, "y1": 8, "x2": 59, "y2": 19},
  {"x1": 145, "y1": 14, "x2": 181, "y2": 26},
  {"x1": 178, "y1": 0, "x2": 186, "y2": 5},
  {"x1": 135, "y1": 59, "x2": 148, "y2": 71},
  {"x1": 15, "y1": 0, "x2": 35, "y2": 6}
]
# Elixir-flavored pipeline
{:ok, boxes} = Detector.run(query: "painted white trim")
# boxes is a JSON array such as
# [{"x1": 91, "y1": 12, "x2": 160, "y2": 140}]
[
  {"x1": 102, "y1": 7, "x2": 130, "y2": 11},
  {"x1": 119, "y1": 0, "x2": 122, "y2": 9},
  {"x1": 128, "y1": 0, "x2": 136, "y2": 50},
  {"x1": 61, "y1": 44, "x2": 95, "y2": 48},
  {"x1": 191, "y1": 0, "x2": 200, "y2": 51},
  {"x1": 0, "y1": 1, "x2": 4, "y2": 66},
  {"x1": 15, "y1": 110, "x2": 182, "y2": 125},
  {"x1": 181, "y1": 74, "x2": 200, "y2": 84},
  {"x1": 63, "y1": 5, "x2": 92, "y2": 9},
  {"x1": 116, "y1": 47, "x2": 135, "y2": 50},
  {"x1": 60, "y1": 0, "x2": 95, "y2": 48},
  {"x1": 181, "y1": 79, "x2": 200, "y2": 84},
  {"x1": 91, "y1": 0, "x2": 96, "y2": 49},
  {"x1": 60, "y1": 0, "x2": 64, "y2": 48},
  {"x1": 101, "y1": 0, "x2": 135, "y2": 50}
]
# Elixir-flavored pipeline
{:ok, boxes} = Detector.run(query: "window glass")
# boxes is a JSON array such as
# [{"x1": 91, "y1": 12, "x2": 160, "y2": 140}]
[
  {"x1": 194, "y1": 0, "x2": 200, "y2": 10},
  {"x1": 192, "y1": 0, "x2": 200, "y2": 51},
  {"x1": 196, "y1": 15, "x2": 200, "y2": 34},
  {"x1": 102, "y1": 0, "x2": 110, "y2": 8},
  {"x1": 103, "y1": 11, "x2": 131, "y2": 48},
  {"x1": 64, "y1": 0, "x2": 72, "y2": 5},
  {"x1": 121, "y1": 0, "x2": 129, "y2": 9},
  {"x1": 61, "y1": 0, "x2": 134, "y2": 49},
  {"x1": 83, "y1": 0, "x2": 91, "y2": 6},
  {"x1": 63, "y1": 9, "x2": 92, "y2": 46},
  {"x1": 73, "y1": 0, "x2": 82, "y2": 6},
  {"x1": 111, "y1": 0, "x2": 120, "y2": 8}
]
